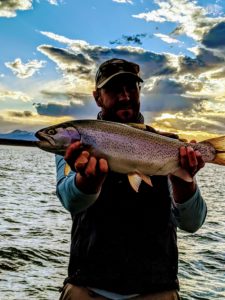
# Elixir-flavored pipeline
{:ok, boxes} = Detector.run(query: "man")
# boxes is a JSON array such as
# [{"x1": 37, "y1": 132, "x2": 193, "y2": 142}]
[{"x1": 56, "y1": 58, "x2": 207, "y2": 300}]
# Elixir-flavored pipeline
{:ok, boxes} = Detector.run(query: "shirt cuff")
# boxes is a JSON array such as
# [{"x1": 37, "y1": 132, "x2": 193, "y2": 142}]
[
  {"x1": 68, "y1": 174, "x2": 101, "y2": 202},
  {"x1": 174, "y1": 185, "x2": 200, "y2": 210}
]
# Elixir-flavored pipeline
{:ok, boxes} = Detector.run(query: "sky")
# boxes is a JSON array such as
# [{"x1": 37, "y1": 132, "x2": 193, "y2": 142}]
[{"x1": 1, "y1": 0, "x2": 225, "y2": 140}]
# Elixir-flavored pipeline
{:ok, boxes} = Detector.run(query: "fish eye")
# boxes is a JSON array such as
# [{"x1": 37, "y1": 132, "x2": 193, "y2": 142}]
[{"x1": 47, "y1": 129, "x2": 56, "y2": 135}]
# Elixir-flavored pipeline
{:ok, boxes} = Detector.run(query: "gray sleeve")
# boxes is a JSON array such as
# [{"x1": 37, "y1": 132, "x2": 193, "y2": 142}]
[
  {"x1": 169, "y1": 179, "x2": 207, "y2": 233},
  {"x1": 55, "y1": 155, "x2": 100, "y2": 214}
]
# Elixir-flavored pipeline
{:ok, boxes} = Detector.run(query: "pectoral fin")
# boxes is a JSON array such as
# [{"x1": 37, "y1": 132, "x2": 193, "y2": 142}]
[
  {"x1": 64, "y1": 163, "x2": 71, "y2": 176},
  {"x1": 128, "y1": 173, "x2": 153, "y2": 192},
  {"x1": 172, "y1": 168, "x2": 193, "y2": 182}
]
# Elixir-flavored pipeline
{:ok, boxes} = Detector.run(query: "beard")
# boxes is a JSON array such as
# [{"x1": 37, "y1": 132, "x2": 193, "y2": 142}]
[{"x1": 101, "y1": 101, "x2": 140, "y2": 123}]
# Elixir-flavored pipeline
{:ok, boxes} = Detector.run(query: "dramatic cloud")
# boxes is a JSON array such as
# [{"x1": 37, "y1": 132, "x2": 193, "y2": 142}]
[
  {"x1": 5, "y1": 58, "x2": 46, "y2": 79},
  {"x1": 133, "y1": 0, "x2": 225, "y2": 41},
  {"x1": 202, "y1": 21, "x2": 225, "y2": 49},
  {"x1": 40, "y1": 90, "x2": 91, "y2": 102},
  {"x1": 38, "y1": 34, "x2": 176, "y2": 83},
  {"x1": 178, "y1": 48, "x2": 225, "y2": 75},
  {"x1": 37, "y1": 45, "x2": 93, "y2": 78},
  {"x1": 141, "y1": 78, "x2": 201, "y2": 113},
  {"x1": 34, "y1": 99, "x2": 98, "y2": 118},
  {"x1": 35, "y1": 30, "x2": 225, "y2": 137},
  {"x1": 0, "y1": 110, "x2": 72, "y2": 133},
  {"x1": 152, "y1": 108, "x2": 225, "y2": 138}
]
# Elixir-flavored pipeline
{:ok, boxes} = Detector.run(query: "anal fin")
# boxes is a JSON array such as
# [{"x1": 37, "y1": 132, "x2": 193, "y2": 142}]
[{"x1": 128, "y1": 173, "x2": 153, "y2": 192}]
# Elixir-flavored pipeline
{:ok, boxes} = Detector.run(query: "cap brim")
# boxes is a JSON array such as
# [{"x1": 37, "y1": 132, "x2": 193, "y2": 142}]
[{"x1": 97, "y1": 71, "x2": 143, "y2": 88}]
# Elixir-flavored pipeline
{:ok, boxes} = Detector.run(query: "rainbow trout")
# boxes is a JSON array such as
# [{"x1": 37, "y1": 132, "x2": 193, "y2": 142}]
[{"x1": 35, "y1": 119, "x2": 225, "y2": 191}]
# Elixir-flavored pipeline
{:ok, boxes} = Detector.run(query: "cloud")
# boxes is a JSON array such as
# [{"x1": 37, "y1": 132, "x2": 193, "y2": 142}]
[
  {"x1": 35, "y1": 30, "x2": 225, "y2": 137},
  {"x1": 110, "y1": 34, "x2": 148, "y2": 46},
  {"x1": 202, "y1": 21, "x2": 225, "y2": 49},
  {"x1": 205, "y1": 4, "x2": 224, "y2": 17},
  {"x1": 40, "y1": 90, "x2": 91, "y2": 102},
  {"x1": 37, "y1": 45, "x2": 93, "y2": 77},
  {"x1": 5, "y1": 58, "x2": 46, "y2": 79},
  {"x1": 178, "y1": 48, "x2": 225, "y2": 75},
  {"x1": 48, "y1": 0, "x2": 60, "y2": 5},
  {"x1": 0, "y1": 110, "x2": 72, "y2": 133},
  {"x1": 39, "y1": 31, "x2": 86, "y2": 46},
  {"x1": 38, "y1": 34, "x2": 176, "y2": 83},
  {"x1": 0, "y1": 0, "x2": 62, "y2": 18},
  {"x1": 154, "y1": 33, "x2": 182, "y2": 44},
  {"x1": 141, "y1": 78, "x2": 200, "y2": 113},
  {"x1": 0, "y1": 0, "x2": 32, "y2": 18},
  {"x1": 34, "y1": 99, "x2": 98, "y2": 118},
  {"x1": 112, "y1": 0, "x2": 133, "y2": 4},
  {"x1": 8, "y1": 111, "x2": 34, "y2": 118},
  {"x1": 152, "y1": 109, "x2": 225, "y2": 137},
  {"x1": 133, "y1": 0, "x2": 225, "y2": 41},
  {"x1": 0, "y1": 88, "x2": 31, "y2": 102}
]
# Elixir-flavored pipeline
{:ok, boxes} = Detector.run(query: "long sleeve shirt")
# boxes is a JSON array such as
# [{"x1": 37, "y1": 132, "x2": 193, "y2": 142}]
[
  {"x1": 56, "y1": 154, "x2": 207, "y2": 299},
  {"x1": 56, "y1": 155, "x2": 207, "y2": 232}
]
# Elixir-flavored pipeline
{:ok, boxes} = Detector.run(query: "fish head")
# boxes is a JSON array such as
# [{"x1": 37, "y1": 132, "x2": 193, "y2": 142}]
[{"x1": 35, "y1": 123, "x2": 80, "y2": 155}]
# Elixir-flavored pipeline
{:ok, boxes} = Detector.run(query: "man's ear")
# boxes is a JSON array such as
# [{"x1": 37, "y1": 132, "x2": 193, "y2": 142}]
[
  {"x1": 93, "y1": 90, "x2": 102, "y2": 107},
  {"x1": 138, "y1": 83, "x2": 141, "y2": 91}
]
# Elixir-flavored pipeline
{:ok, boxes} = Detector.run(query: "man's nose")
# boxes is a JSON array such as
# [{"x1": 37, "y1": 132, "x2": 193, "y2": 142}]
[{"x1": 118, "y1": 86, "x2": 130, "y2": 101}]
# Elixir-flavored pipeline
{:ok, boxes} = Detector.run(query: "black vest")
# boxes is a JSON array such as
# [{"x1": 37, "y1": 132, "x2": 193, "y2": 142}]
[{"x1": 65, "y1": 173, "x2": 179, "y2": 295}]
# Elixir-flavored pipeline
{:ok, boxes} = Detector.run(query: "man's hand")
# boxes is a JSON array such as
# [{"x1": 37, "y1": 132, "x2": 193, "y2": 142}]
[
  {"x1": 64, "y1": 141, "x2": 109, "y2": 194},
  {"x1": 179, "y1": 140, "x2": 205, "y2": 178},
  {"x1": 170, "y1": 140, "x2": 205, "y2": 203}
]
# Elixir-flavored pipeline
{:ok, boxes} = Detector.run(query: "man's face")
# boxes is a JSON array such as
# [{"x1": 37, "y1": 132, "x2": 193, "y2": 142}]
[{"x1": 94, "y1": 75, "x2": 141, "y2": 123}]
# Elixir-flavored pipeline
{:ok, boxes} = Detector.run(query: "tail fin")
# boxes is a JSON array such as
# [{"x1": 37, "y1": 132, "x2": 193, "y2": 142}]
[{"x1": 205, "y1": 136, "x2": 225, "y2": 165}]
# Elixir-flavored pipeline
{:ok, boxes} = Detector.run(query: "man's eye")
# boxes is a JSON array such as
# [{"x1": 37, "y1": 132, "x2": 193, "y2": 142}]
[{"x1": 126, "y1": 84, "x2": 136, "y2": 90}]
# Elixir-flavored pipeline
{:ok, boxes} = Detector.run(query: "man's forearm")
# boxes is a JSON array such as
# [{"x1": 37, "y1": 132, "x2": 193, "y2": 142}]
[
  {"x1": 169, "y1": 174, "x2": 197, "y2": 204},
  {"x1": 55, "y1": 154, "x2": 99, "y2": 213}
]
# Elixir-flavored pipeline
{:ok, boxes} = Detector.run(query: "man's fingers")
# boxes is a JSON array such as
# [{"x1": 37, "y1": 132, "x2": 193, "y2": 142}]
[
  {"x1": 84, "y1": 156, "x2": 98, "y2": 177},
  {"x1": 195, "y1": 150, "x2": 205, "y2": 169},
  {"x1": 75, "y1": 151, "x2": 90, "y2": 173},
  {"x1": 99, "y1": 158, "x2": 109, "y2": 174},
  {"x1": 179, "y1": 146, "x2": 205, "y2": 177},
  {"x1": 76, "y1": 156, "x2": 108, "y2": 179},
  {"x1": 187, "y1": 146, "x2": 198, "y2": 169},
  {"x1": 179, "y1": 146, "x2": 189, "y2": 170},
  {"x1": 64, "y1": 141, "x2": 81, "y2": 161}
]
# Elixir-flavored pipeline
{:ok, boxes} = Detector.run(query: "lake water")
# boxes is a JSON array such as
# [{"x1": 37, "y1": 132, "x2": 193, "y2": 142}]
[{"x1": 0, "y1": 146, "x2": 225, "y2": 300}]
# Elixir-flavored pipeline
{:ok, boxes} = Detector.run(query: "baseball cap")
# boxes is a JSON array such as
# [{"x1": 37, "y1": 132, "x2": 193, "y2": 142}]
[{"x1": 95, "y1": 58, "x2": 143, "y2": 89}]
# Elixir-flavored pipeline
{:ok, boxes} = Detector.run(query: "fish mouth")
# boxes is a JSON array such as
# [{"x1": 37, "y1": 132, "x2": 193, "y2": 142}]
[
  {"x1": 35, "y1": 132, "x2": 58, "y2": 152},
  {"x1": 36, "y1": 132, "x2": 56, "y2": 147}
]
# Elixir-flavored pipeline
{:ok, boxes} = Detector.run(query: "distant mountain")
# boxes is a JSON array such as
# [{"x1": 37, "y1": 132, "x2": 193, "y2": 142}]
[{"x1": 0, "y1": 130, "x2": 37, "y2": 141}]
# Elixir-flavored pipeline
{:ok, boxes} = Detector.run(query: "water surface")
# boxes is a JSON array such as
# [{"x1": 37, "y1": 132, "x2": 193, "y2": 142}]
[{"x1": 0, "y1": 146, "x2": 225, "y2": 299}]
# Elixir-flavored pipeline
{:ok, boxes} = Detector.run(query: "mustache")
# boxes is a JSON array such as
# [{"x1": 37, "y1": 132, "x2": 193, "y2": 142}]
[{"x1": 115, "y1": 101, "x2": 134, "y2": 110}]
